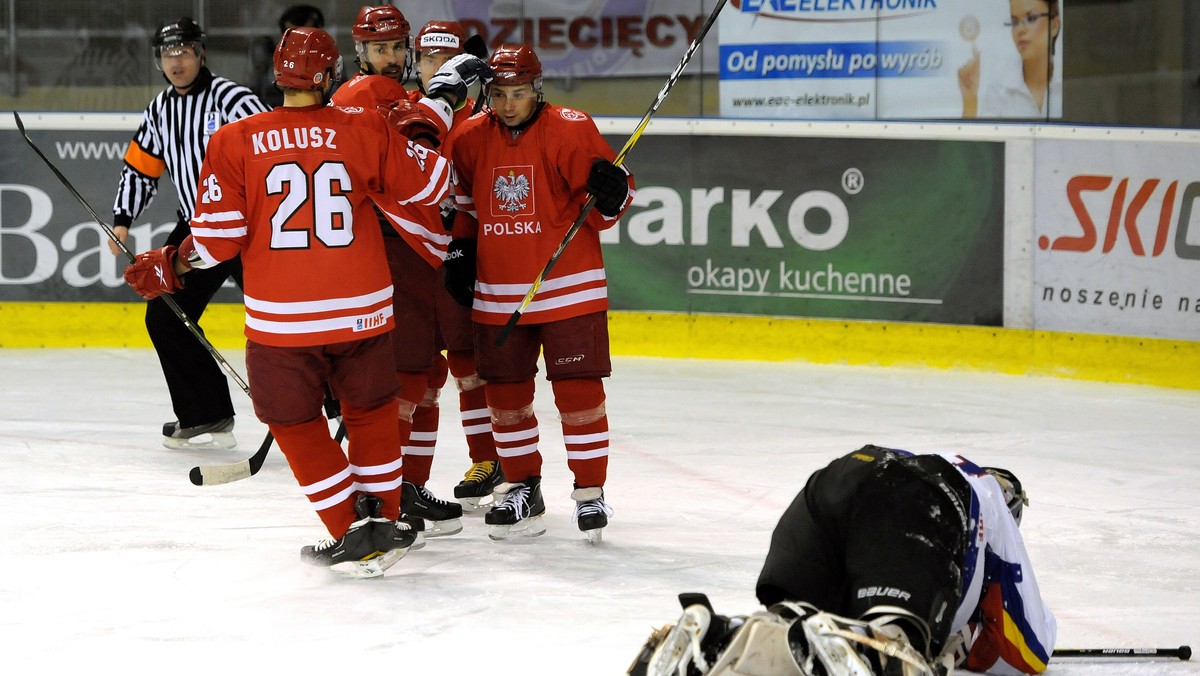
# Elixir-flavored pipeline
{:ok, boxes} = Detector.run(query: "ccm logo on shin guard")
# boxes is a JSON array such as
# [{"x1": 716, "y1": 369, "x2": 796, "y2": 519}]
[{"x1": 857, "y1": 586, "x2": 912, "y2": 601}]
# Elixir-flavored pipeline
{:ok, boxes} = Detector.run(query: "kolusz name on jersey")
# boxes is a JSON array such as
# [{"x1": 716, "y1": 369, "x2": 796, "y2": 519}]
[{"x1": 252, "y1": 127, "x2": 339, "y2": 155}]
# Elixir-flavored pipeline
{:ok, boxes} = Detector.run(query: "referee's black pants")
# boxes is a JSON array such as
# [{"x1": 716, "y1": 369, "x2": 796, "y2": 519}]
[{"x1": 145, "y1": 217, "x2": 243, "y2": 429}]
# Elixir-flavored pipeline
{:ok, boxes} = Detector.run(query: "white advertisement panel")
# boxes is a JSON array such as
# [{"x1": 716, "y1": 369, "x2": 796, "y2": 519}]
[
  {"x1": 718, "y1": 0, "x2": 1064, "y2": 120},
  {"x1": 395, "y1": 0, "x2": 720, "y2": 78},
  {"x1": 1033, "y1": 139, "x2": 1200, "y2": 341}
]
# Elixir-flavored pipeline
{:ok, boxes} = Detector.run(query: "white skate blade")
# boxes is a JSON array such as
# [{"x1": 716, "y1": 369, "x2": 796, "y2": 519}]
[
  {"x1": 456, "y1": 495, "x2": 495, "y2": 511},
  {"x1": 163, "y1": 431, "x2": 237, "y2": 451},
  {"x1": 487, "y1": 514, "x2": 546, "y2": 541},
  {"x1": 583, "y1": 527, "x2": 604, "y2": 545},
  {"x1": 425, "y1": 518, "x2": 463, "y2": 537},
  {"x1": 329, "y1": 547, "x2": 408, "y2": 579},
  {"x1": 647, "y1": 605, "x2": 712, "y2": 676}
]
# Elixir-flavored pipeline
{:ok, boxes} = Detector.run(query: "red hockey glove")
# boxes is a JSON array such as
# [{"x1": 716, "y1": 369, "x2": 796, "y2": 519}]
[
  {"x1": 378, "y1": 100, "x2": 442, "y2": 148},
  {"x1": 124, "y1": 245, "x2": 182, "y2": 300}
]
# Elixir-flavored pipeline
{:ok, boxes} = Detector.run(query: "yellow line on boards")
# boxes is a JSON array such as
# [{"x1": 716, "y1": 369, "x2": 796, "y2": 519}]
[{"x1": 1, "y1": 303, "x2": 1195, "y2": 390}]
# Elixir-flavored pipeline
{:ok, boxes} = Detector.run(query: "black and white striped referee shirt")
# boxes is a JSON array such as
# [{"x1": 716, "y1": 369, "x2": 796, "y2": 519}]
[{"x1": 112, "y1": 67, "x2": 268, "y2": 227}]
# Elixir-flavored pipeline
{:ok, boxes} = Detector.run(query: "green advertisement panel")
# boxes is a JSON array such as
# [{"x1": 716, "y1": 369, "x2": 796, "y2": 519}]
[{"x1": 599, "y1": 134, "x2": 1004, "y2": 326}]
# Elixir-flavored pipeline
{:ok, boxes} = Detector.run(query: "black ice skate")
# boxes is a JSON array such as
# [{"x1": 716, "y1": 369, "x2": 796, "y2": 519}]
[
  {"x1": 484, "y1": 476, "x2": 546, "y2": 541},
  {"x1": 453, "y1": 460, "x2": 505, "y2": 510},
  {"x1": 399, "y1": 513, "x2": 427, "y2": 550},
  {"x1": 571, "y1": 485, "x2": 613, "y2": 544},
  {"x1": 300, "y1": 494, "x2": 413, "y2": 578},
  {"x1": 401, "y1": 480, "x2": 463, "y2": 537},
  {"x1": 161, "y1": 417, "x2": 236, "y2": 450}
]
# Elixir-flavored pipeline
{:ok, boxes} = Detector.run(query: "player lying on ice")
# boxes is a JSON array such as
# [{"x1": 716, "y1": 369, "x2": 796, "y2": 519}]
[{"x1": 629, "y1": 444, "x2": 1055, "y2": 675}]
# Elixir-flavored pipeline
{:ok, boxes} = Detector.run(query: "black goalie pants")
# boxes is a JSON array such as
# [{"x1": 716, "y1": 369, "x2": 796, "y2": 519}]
[{"x1": 755, "y1": 445, "x2": 970, "y2": 654}]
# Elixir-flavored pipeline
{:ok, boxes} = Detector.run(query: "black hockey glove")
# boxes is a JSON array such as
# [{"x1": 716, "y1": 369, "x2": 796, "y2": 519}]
[
  {"x1": 426, "y1": 54, "x2": 494, "y2": 110},
  {"x1": 443, "y1": 238, "x2": 477, "y2": 307},
  {"x1": 587, "y1": 159, "x2": 628, "y2": 217}
]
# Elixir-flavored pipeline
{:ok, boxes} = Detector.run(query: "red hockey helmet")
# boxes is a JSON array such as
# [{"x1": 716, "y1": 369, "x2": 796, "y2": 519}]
[
  {"x1": 415, "y1": 21, "x2": 465, "y2": 55},
  {"x1": 274, "y1": 27, "x2": 342, "y2": 91},
  {"x1": 489, "y1": 44, "x2": 542, "y2": 88},
  {"x1": 352, "y1": 5, "x2": 411, "y2": 43}
]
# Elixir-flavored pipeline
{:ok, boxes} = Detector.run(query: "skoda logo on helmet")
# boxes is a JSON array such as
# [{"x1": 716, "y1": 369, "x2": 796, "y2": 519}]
[{"x1": 419, "y1": 33, "x2": 461, "y2": 50}]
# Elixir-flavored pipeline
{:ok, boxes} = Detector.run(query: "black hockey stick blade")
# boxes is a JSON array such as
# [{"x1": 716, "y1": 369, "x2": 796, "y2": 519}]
[
  {"x1": 463, "y1": 34, "x2": 490, "y2": 115},
  {"x1": 1053, "y1": 645, "x2": 1191, "y2": 660},
  {"x1": 189, "y1": 432, "x2": 274, "y2": 486},
  {"x1": 463, "y1": 34, "x2": 488, "y2": 60}
]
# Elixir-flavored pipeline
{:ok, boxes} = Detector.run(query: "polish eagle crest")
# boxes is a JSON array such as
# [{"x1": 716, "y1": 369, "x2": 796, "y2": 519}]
[{"x1": 494, "y1": 170, "x2": 530, "y2": 213}]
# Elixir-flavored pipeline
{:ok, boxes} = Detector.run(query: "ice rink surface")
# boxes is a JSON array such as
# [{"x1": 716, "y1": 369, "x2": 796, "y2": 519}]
[{"x1": 1, "y1": 348, "x2": 1196, "y2": 674}]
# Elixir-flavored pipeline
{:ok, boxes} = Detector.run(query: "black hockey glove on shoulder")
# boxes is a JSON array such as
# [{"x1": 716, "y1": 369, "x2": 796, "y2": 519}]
[
  {"x1": 587, "y1": 159, "x2": 628, "y2": 217},
  {"x1": 443, "y1": 238, "x2": 477, "y2": 307}
]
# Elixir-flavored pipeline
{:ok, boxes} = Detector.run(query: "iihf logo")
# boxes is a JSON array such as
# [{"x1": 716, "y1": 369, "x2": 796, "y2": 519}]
[
  {"x1": 204, "y1": 112, "x2": 220, "y2": 135},
  {"x1": 355, "y1": 312, "x2": 386, "y2": 332},
  {"x1": 493, "y1": 167, "x2": 532, "y2": 215}
]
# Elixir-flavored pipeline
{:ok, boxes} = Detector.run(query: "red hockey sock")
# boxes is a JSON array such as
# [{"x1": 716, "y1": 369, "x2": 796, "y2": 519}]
[{"x1": 486, "y1": 379, "x2": 541, "y2": 483}]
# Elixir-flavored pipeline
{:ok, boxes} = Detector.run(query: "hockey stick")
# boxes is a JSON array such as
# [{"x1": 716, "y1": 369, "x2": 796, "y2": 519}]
[
  {"x1": 12, "y1": 112, "x2": 252, "y2": 399},
  {"x1": 189, "y1": 418, "x2": 347, "y2": 486},
  {"x1": 11, "y1": 111, "x2": 274, "y2": 485},
  {"x1": 492, "y1": 0, "x2": 730, "y2": 346},
  {"x1": 1053, "y1": 645, "x2": 1191, "y2": 660},
  {"x1": 463, "y1": 34, "x2": 490, "y2": 116},
  {"x1": 190, "y1": 431, "x2": 273, "y2": 486}
]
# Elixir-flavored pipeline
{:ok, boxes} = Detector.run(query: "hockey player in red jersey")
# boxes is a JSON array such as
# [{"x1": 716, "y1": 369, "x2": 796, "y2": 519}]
[
  {"x1": 330, "y1": 8, "x2": 498, "y2": 535},
  {"x1": 632, "y1": 445, "x2": 1056, "y2": 675},
  {"x1": 409, "y1": 21, "x2": 509, "y2": 515},
  {"x1": 444, "y1": 44, "x2": 636, "y2": 543},
  {"x1": 121, "y1": 27, "x2": 484, "y2": 577}
]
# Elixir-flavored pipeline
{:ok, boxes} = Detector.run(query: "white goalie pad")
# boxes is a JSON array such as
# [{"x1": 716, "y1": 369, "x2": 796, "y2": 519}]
[{"x1": 707, "y1": 610, "x2": 806, "y2": 676}]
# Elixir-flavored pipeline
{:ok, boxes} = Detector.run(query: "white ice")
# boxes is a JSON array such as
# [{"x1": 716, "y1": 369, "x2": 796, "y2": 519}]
[{"x1": 1, "y1": 349, "x2": 1196, "y2": 674}]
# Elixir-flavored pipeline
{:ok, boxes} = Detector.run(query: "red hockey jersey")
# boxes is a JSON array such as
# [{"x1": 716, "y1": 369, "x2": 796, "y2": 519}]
[
  {"x1": 450, "y1": 104, "x2": 634, "y2": 325},
  {"x1": 187, "y1": 104, "x2": 451, "y2": 347},
  {"x1": 330, "y1": 74, "x2": 464, "y2": 264}
]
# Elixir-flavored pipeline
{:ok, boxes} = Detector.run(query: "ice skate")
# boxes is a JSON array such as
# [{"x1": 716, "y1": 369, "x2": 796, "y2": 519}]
[
  {"x1": 162, "y1": 417, "x2": 236, "y2": 450},
  {"x1": 485, "y1": 476, "x2": 546, "y2": 541},
  {"x1": 453, "y1": 460, "x2": 504, "y2": 510},
  {"x1": 300, "y1": 494, "x2": 413, "y2": 579},
  {"x1": 401, "y1": 480, "x2": 463, "y2": 537},
  {"x1": 571, "y1": 485, "x2": 613, "y2": 544},
  {"x1": 399, "y1": 513, "x2": 426, "y2": 550}
]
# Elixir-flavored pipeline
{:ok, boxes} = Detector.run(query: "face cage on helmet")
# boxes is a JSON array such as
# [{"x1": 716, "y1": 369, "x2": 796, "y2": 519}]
[
  {"x1": 484, "y1": 77, "x2": 544, "y2": 107},
  {"x1": 153, "y1": 42, "x2": 203, "y2": 71},
  {"x1": 322, "y1": 55, "x2": 346, "y2": 89},
  {"x1": 984, "y1": 467, "x2": 1027, "y2": 525}
]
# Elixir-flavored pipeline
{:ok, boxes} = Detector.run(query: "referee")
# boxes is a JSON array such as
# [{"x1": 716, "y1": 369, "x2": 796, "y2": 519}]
[{"x1": 110, "y1": 17, "x2": 268, "y2": 450}]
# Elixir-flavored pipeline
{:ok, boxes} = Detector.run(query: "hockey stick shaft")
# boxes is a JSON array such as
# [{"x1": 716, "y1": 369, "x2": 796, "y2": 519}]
[
  {"x1": 1053, "y1": 645, "x2": 1191, "y2": 660},
  {"x1": 12, "y1": 111, "x2": 252, "y2": 399},
  {"x1": 493, "y1": 0, "x2": 730, "y2": 346}
]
